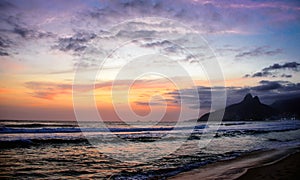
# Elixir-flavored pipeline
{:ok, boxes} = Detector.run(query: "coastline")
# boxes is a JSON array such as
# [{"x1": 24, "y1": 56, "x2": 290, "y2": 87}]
[{"x1": 168, "y1": 147, "x2": 300, "y2": 180}]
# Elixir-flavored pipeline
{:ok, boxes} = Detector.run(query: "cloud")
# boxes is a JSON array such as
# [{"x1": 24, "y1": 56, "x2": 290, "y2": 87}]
[
  {"x1": 79, "y1": 0, "x2": 300, "y2": 35},
  {"x1": 53, "y1": 32, "x2": 96, "y2": 53},
  {"x1": 0, "y1": 36, "x2": 10, "y2": 56},
  {"x1": 1, "y1": 13, "x2": 55, "y2": 40},
  {"x1": 243, "y1": 80, "x2": 300, "y2": 94},
  {"x1": 0, "y1": 36, "x2": 11, "y2": 48},
  {"x1": 235, "y1": 46, "x2": 282, "y2": 58},
  {"x1": 0, "y1": 13, "x2": 56, "y2": 56},
  {"x1": 141, "y1": 40, "x2": 173, "y2": 48},
  {"x1": 24, "y1": 81, "x2": 72, "y2": 100},
  {"x1": 12, "y1": 26, "x2": 54, "y2": 39},
  {"x1": 165, "y1": 87, "x2": 212, "y2": 109},
  {"x1": 281, "y1": 74, "x2": 292, "y2": 78},
  {"x1": 166, "y1": 80, "x2": 300, "y2": 110},
  {"x1": 0, "y1": 0, "x2": 15, "y2": 10},
  {"x1": 0, "y1": 0, "x2": 298, "y2": 61},
  {"x1": 245, "y1": 61, "x2": 300, "y2": 78},
  {"x1": 252, "y1": 80, "x2": 283, "y2": 91},
  {"x1": 135, "y1": 101, "x2": 164, "y2": 106},
  {"x1": 24, "y1": 79, "x2": 300, "y2": 116},
  {"x1": 262, "y1": 62, "x2": 300, "y2": 71},
  {"x1": 251, "y1": 71, "x2": 273, "y2": 77},
  {"x1": 0, "y1": 51, "x2": 9, "y2": 56},
  {"x1": 24, "y1": 79, "x2": 169, "y2": 99}
]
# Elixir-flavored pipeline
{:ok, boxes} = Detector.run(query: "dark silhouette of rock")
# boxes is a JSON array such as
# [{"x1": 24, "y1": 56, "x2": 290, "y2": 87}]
[
  {"x1": 271, "y1": 97, "x2": 300, "y2": 119},
  {"x1": 198, "y1": 93, "x2": 278, "y2": 121}
]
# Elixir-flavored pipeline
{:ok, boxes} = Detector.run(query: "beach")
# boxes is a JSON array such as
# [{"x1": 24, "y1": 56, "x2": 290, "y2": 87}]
[
  {"x1": 237, "y1": 151, "x2": 300, "y2": 180},
  {"x1": 169, "y1": 147, "x2": 300, "y2": 180}
]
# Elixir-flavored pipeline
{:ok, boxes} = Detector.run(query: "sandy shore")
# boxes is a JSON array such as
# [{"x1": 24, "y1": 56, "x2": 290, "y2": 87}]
[
  {"x1": 237, "y1": 151, "x2": 300, "y2": 180},
  {"x1": 168, "y1": 147, "x2": 300, "y2": 180}
]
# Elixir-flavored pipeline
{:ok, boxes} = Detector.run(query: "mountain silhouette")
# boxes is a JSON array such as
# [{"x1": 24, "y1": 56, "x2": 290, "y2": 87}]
[
  {"x1": 271, "y1": 97, "x2": 300, "y2": 119},
  {"x1": 198, "y1": 93, "x2": 278, "y2": 121}
]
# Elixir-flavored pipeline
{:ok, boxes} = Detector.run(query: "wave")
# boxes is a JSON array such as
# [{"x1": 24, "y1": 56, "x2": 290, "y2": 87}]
[
  {"x1": 0, "y1": 132, "x2": 185, "y2": 148},
  {"x1": 1, "y1": 123, "x2": 77, "y2": 128},
  {"x1": 1, "y1": 128, "x2": 299, "y2": 149},
  {"x1": 1, "y1": 120, "x2": 300, "y2": 149},
  {"x1": 110, "y1": 150, "x2": 247, "y2": 179},
  {"x1": 0, "y1": 124, "x2": 208, "y2": 134},
  {"x1": 222, "y1": 122, "x2": 248, "y2": 126},
  {"x1": 0, "y1": 138, "x2": 89, "y2": 149},
  {"x1": 213, "y1": 127, "x2": 300, "y2": 138}
]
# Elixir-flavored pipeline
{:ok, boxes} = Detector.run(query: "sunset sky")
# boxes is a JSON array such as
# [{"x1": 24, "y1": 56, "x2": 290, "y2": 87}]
[{"x1": 0, "y1": 0, "x2": 300, "y2": 121}]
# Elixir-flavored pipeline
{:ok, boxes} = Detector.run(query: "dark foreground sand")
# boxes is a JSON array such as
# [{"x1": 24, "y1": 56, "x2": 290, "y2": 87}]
[
  {"x1": 237, "y1": 151, "x2": 300, "y2": 180},
  {"x1": 169, "y1": 147, "x2": 300, "y2": 180}
]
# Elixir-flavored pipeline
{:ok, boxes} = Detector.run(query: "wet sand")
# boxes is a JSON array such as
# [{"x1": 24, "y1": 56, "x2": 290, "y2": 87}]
[{"x1": 168, "y1": 147, "x2": 300, "y2": 180}]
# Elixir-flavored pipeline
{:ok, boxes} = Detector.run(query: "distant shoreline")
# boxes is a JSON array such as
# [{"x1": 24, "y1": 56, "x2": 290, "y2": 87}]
[{"x1": 168, "y1": 146, "x2": 300, "y2": 180}]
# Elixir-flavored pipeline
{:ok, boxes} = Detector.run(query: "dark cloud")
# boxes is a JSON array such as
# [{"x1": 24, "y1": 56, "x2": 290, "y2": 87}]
[
  {"x1": 251, "y1": 71, "x2": 273, "y2": 77},
  {"x1": 0, "y1": 51, "x2": 9, "y2": 56},
  {"x1": 252, "y1": 80, "x2": 283, "y2": 91},
  {"x1": 13, "y1": 27, "x2": 33, "y2": 38},
  {"x1": 250, "y1": 80, "x2": 300, "y2": 93},
  {"x1": 0, "y1": 14, "x2": 55, "y2": 56},
  {"x1": 141, "y1": 40, "x2": 172, "y2": 48},
  {"x1": 167, "y1": 80, "x2": 300, "y2": 110},
  {"x1": 236, "y1": 46, "x2": 282, "y2": 58},
  {"x1": 0, "y1": 34, "x2": 13, "y2": 56},
  {"x1": 165, "y1": 87, "x2": 210, "y2": 109},
  {"x1": 1, "y1": 14, "x2": 55, "y2": 40},
  {"x1": 53, "y1": 32, "x2": 96, "y2": 53},
  {"x1": 119, "y1": 0, "x2": 160, "y2": 8},
  {"x1": 281, "y1": 74, "x2": 292, "y2": 78},
  {"x1": 12, "y1": 26, "x2": 54, "y2": 39},
  {"x1": 0, "y1": 36, "x2": 11, "y2": 48},
  {"x1": 245, "y1": 61, "x2": 300, "y2": 78},
  {"x1": 244, "y1": 80, "x2": 300, "y2": 95},
  {"x1": 0, "y1": 31, "x2": 53, "y2": 56},
  {"x1": 0, "y1": 0, "x2": 15, "y2": 10},
  {"x1": 262, "y1": 62, "x2": 300, "y2": 71},
  {"x1": 138, "y1": 39, "x2": 186, "y2": 58},
  {"x1": 279, "y1": 83, "x2": 300, "y2": 92}
]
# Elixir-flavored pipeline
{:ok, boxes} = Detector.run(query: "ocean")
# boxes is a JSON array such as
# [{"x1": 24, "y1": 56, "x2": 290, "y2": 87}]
[{"x1": 0, "y1": 119, "x2": 300, "y2": 179}]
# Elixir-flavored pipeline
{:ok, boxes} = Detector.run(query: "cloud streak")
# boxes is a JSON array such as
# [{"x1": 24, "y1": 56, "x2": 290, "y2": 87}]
[
  {"x1": 262, "y1": 62, "x2": 300, "y2": 71},
  {"x1": 245, "y1": 61, "x2": 300, "y2": 78},
  {"x1": 24, "y1": 81, "x2": 72, "y2": 100},
  {"x1": 24, "y1": 78, "x2": 174, "y2": 100},
  {"x1": 235, "y1": 46, "x2": 282, "y2": 58}
]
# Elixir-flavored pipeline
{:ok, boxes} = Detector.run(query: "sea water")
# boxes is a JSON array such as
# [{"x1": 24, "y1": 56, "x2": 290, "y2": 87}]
[{"x1": 0, "y1": 120, "x2": 300, "y2": 179}]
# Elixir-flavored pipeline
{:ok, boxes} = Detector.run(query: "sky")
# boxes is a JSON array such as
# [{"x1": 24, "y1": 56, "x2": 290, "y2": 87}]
[{"x1": 0, "y1": 0, "x2": 300, "y2": 121}]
